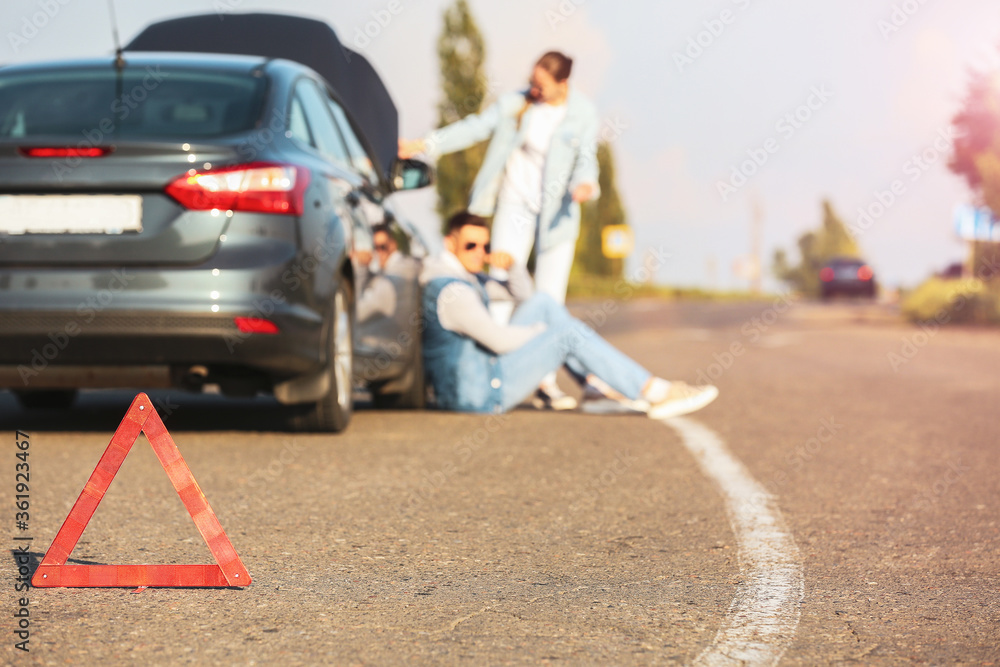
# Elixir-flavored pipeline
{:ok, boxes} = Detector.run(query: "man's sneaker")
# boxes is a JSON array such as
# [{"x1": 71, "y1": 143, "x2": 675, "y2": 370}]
[
  {"x1": 647, "y1": 382, "x2": 719, "y2": 420},
  {"x1": 531, "y1": 385, "x2": 578, "y2": 411}
]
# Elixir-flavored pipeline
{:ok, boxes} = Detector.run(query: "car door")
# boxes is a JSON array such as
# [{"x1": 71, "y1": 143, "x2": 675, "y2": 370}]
[
  {"x1": 325, "y1": 95, "x2": 421, "y2": 385},
  {"x1": 286, "y1": 77, "x2": 368, "y2": 302}
]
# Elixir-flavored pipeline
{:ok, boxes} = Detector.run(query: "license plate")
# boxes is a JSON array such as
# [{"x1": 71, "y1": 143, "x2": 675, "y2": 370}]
[
  {"x1": 835, "y1": 267, "x2": 859, "y2": 280},
  {"x1": 0, "y1": 195, "x2": 143, "y2": 235}
]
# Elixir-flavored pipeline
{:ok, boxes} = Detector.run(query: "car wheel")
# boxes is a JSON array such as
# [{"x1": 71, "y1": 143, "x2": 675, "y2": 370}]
[
  {"x1": 372, "y1": 327, "x2": 426, "y2": 410},
  {"x1": 289, "y1": 281, "x2": 354, "y2": 432},
  {"x1": 14, "y1": 389, "x2": 77, "y2": 410}
]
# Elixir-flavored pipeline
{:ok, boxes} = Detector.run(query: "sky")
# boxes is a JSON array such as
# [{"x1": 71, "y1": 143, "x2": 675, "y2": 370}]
[{"x1": 2, "y1": 0, "x2": 999, "y2": 290}]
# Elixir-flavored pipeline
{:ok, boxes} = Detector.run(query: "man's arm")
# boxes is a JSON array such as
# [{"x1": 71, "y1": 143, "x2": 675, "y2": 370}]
[
  {"x1": 437, "y1": 282, "x2": 544, "y2": 354},
  {"x1": 504, "y1": 262, "x2": 535, "y2": 302},
  {"x1": 356, "y1": 276, "x2": 397, "y2": 323},
  {"x1": 486, "y1": 252, "x2": 533, "y2": 302}
]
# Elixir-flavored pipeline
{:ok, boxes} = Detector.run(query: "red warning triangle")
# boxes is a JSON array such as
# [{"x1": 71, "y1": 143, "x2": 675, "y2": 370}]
[{"x1": 31, "y1": 393, "x2": 251, "y2": 588}]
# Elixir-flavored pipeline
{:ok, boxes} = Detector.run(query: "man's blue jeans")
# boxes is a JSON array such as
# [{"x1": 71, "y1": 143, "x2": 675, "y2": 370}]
[{"x1": 498, "y1": 294, "x2": 652, "y2": 411}]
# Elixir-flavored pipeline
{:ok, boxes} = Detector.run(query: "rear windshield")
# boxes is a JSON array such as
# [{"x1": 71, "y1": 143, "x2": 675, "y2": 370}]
[{"x1": 0, "y1": 66, "x2": 267, "y2": 141}]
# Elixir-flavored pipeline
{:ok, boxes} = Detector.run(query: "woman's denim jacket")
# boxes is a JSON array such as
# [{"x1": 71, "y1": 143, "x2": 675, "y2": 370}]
[{"x1": 424, "y1": 88, "x2": 601, "y2": 251}]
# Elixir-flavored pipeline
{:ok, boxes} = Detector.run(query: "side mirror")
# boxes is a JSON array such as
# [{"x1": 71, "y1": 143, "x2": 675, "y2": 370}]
[{"x1": 392, "y1": 158, "x2": 434, "y2": 191}]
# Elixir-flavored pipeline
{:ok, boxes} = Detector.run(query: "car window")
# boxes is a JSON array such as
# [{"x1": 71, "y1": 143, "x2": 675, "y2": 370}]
[
  {"x1": 327, "y1": 99, "x2": 378, "y2": 183},
  {"x1": 292, "y1": 79, "x2": 352, "y2": 168},
  {"x1": 287, "y1": 94, "x2": 313, "y2": 146},
  {"x1": 0, "y1": 67, "x2": 266, "y2": 139}
]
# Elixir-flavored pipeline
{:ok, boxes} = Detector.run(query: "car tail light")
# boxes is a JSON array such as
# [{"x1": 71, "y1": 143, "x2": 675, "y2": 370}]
[
  {"x1": 234, "y1": 317, "x2": 280, "y2": 334},
  {"x1": 166, "y1": 163, "x2": 310, "y2": 216},
  {"x1": 820, "y1": 267, "x2": 835, "y2": 282},
  {"x1": 857, "y1": 265, "x2": 873, "y2": 281},
  {"x1": 19, "y1": 146, "x2": 113, "y2": 158}
]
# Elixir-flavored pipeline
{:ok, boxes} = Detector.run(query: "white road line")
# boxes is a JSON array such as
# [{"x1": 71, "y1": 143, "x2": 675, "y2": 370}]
[{"x1": 661, "y1": 416, "x2": 804, "y2": 667}]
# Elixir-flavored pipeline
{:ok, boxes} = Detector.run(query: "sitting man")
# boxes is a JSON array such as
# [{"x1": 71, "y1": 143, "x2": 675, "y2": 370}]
[
  {"x1": 419, "y1": 211, "x2": 719, "y2": 417},
  {"x1": 355, "y1": 223, "x2": 419, "y2": 323},
  {"x1": 372, "y1": 223, "x2": 414, "y2": 278}
]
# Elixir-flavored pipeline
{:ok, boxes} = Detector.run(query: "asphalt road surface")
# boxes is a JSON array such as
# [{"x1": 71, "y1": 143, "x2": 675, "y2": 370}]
[{"x1": 2, "y1": 298, "x2": 998, "y2": 665}]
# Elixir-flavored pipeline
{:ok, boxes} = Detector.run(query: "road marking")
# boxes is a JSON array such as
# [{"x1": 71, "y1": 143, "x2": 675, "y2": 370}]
[{"x1": 660, "y1": 417, "x2": 804, "y2": 667}]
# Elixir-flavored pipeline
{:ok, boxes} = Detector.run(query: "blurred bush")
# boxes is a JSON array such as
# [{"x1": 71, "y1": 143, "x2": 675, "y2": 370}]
[{"x1": 901, "y1": 276, "x2": 1000, "y2": 324}]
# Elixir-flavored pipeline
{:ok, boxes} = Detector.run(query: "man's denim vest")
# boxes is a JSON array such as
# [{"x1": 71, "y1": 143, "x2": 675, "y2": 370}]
[{"x1": 422, "y1": 276, "x2": 503, "y2": 413}]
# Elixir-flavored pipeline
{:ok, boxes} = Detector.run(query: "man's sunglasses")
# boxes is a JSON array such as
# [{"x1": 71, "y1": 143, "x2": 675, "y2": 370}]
[
  {"x1": 464, "y1": 241, "x2": 491, "y2": 253},
  {"x1": 374, "y1": 244, "x2": 391, "y2": 252}
]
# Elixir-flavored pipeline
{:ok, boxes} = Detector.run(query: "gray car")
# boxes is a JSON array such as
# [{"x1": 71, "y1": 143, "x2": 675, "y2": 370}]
[{"x1": 0, "y1": 14, "x2": 433, "y2": 431}]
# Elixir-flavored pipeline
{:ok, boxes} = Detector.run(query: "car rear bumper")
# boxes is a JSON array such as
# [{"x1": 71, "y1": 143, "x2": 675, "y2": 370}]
[
  {"x1": 0, "y1": 304, "x2": 325, "y2": 388},
  {"x1": 0, "y1": 257, "x2": 333, "y2": 393},
  {"x1": 822, "y1": 281, "x2": 876, "y2": 296}
]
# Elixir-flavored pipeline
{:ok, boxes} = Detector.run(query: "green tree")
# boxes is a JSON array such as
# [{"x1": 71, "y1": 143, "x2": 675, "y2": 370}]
[
  {"x1": 950, "y1": 67, "x2": 1000, "y2": 279},
  {"x1": 772, "y1": 200, "x2": 860, "y2": 296},
  {"x1": 434, "y1": 0, "x2": 488, "y2": 233},
  {"x1": 573, "y1": 142, "x2": 628, "y2": 280}
]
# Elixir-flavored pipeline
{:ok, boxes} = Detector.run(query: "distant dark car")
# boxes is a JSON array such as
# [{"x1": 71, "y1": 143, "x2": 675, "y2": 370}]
[
  {"x1": 937, "y1": 262, "x2": 966, "y2": 280},
  {"x1": 0, "y1": 14, "x2": 433, "y2": 431},
  {"x1": 819, "y1": 257, "x2": 876, "y2": 300}
]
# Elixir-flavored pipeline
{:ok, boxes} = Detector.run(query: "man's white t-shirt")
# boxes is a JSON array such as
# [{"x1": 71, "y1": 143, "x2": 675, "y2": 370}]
[{"x1": 500, "y1": 101, "x2": 568, "y2": 214}]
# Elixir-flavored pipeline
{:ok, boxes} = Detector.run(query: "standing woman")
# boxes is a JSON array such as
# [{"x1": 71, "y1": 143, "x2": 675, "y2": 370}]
[{"x1": 399, "y1": 51, "x2": 600, "y2": 409}]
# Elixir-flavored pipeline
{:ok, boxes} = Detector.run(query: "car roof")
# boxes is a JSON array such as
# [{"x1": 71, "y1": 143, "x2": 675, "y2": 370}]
[
  {"x1": 0, "y1": 50, "x2": 392, "y2": 189},
  {"x1": 125, "y1": 13, "x2": 398, "y2": 183},
  {"x1": 0, "y1": 52, "x2": 272, "y2": 75},
  {"x1": 824, "y1": 257, "x2": 868, "y2": 266}
]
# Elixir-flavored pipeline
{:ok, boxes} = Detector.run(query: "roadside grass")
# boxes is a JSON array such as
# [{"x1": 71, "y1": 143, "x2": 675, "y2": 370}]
[{"x1": 566, "y1": 274, "x2": 767, "y2": 302}]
